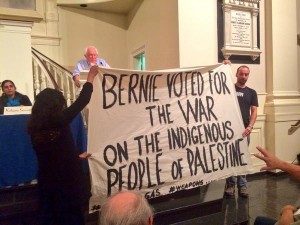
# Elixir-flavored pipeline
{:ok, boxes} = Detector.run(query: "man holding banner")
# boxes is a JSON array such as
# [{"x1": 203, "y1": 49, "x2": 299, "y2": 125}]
[{"x1": 224, "y1": 65, "x2": 258, "y2": 198}]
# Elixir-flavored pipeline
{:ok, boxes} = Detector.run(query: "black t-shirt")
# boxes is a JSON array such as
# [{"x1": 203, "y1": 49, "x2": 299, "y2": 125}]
[{"x1": 235, "y1": 85, "x2": 258, "y2": 128}]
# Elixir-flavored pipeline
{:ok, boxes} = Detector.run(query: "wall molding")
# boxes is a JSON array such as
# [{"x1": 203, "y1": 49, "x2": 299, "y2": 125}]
[
  {"x1": 0, "y1": 20, "x2": 33, "y2": 34},
  {"x1": 265, "y1": 112, "x2": 300, "y2": 122},
  {"x1": 0, "y1": 7, "x2": 42, "y2": 22},
  {"x1": 31, "y1": 35, "x2": 61, "y2": 46}
]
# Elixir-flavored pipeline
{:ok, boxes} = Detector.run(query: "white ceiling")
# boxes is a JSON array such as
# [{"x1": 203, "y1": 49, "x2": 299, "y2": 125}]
[{"x1": 57, "y1": 0, "x2": 142, "y2": 15}]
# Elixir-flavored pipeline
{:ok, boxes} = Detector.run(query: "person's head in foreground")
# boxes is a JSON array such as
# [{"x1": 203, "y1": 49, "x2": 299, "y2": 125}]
[{"x1": 100, "y1": 191, "x2": 154, "y2": 225}]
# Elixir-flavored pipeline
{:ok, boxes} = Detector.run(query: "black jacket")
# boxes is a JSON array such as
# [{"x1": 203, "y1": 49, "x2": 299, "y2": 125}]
[{"x1": 31, "y1": 83, "x2": 93, "y2": 207}]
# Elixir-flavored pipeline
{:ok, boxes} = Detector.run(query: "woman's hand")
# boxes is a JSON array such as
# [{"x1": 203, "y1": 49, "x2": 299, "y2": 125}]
[
  {"x1": 79, "y1": 152, "x2": 92, "y2": 159},
  {"x1": 86, "y1": 65, "x2": 99, "y2": 83},
  {"x1": 222, "y1": 60, "x2": 231, "y2": 65}
]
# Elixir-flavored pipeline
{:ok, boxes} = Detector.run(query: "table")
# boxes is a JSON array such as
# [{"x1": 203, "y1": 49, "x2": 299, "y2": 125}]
[{"x1": 0, "y1": 114, "x2": 87, "y2": 187}]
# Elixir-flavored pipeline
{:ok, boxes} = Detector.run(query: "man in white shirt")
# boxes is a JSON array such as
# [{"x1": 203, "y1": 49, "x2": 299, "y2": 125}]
[{"x1": 72, "y1": 46, "x2": 110, "y2": 87}]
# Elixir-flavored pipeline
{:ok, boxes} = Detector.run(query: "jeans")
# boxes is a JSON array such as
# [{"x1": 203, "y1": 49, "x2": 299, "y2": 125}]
[
  {"x1": 226, "y1": 175, "x2": 247, "y2": 189},
  {"x1": 254, "y1": 216, "x2": 277, "y2": 225},
  {"x1": 226, "y1": 131, "x2": 250, "y2": 189}
]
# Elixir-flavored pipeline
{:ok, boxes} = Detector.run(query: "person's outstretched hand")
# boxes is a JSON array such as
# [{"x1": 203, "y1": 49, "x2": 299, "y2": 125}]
[{"x1": 254, "y1": 146, "x2": 283, "y2": 171}]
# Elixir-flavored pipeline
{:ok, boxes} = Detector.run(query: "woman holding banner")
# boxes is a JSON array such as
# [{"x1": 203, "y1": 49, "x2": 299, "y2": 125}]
[{"x1": 27, "y1": 65, "x2": 98, "y2": 225}]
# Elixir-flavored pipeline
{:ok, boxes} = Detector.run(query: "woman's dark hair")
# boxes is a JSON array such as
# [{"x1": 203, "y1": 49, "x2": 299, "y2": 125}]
[
  {"x1": 1, "y1": 80, "x2": 16, "y2": 91},
  {"x1": 27, "y1": 88, "x2": 67, "y2": 138}
]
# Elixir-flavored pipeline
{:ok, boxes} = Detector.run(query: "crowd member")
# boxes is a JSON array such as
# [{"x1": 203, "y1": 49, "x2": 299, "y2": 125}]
[
  {"x1": 0, "y1": 80, "x2": 32, "y2": 114},
  {"x1": 27, "y1": 65, "x2": 99, "y2": 225},
  {"x1": 254, "y1": 146, "x2": 300, "y2": 225},
  {"x1": 100, "y1": 191, "x2": 154, "y2": 225},
  {"x1": 224, "y1": 65, "x2": 258, "y2": 198},
  {"x1": 73, "y1": 46, "x2": 110, "y2": 88}
]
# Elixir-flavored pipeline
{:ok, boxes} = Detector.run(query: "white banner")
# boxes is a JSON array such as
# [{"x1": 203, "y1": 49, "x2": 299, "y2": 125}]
[{"x1": 87, "y1": 64, "x2": 254, "y2": 212}]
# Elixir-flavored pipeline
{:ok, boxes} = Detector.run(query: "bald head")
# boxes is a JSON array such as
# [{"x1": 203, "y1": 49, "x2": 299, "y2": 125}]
[
  {"x1": 111, "y1": 192, "x2": 139, "y2": 214},
  {"x1": 100, "y1": 191, "x2": 153, "y2": 225}
]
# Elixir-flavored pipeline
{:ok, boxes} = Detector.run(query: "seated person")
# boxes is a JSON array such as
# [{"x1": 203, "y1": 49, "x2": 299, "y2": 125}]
[{"x1": 0, "y1": 80, "x2": 32, "y2": 114}]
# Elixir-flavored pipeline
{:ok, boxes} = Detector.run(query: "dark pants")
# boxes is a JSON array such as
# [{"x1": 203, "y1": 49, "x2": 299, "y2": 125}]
[
  {"x1": 254, "y1": 216, "x2": 277, "y2": 225},
  {"x1": 39, "y1": 187, "x2": 85, "y2": 225}
]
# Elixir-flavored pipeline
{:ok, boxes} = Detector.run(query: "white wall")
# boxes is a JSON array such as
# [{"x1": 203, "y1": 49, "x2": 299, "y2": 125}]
[
  {"x1": 270, "y1": 1, "x2": 298, "y2": 93},
  {"x1": 297, "y1": 0, "x2": 300, "y2": 92},
  {"x1": 127, "y1": 0, "x2": 180, "y2": 70},
  {"x1": 178, "y1": 0, "x2": 218, "y2": 68},
  {"x1": 32, "y1": 0, "x2": 129, "y2": 70},
  {"x1": 0, "y1": 21, "x2": 34, "y2": 101},
  {"x1": 31, "y1": 0, "x2": 61, "y2": 63},
  {"x1": 264, "y1": 0, "x2": 300, "y2": 165},
  {"x1": 58, "y1": 7, "x2": 128, "y2": 70},
  {"x1": 27, "y1": 0, "x2": 300, "y2": 172},
  {"x1": 177, "y1": 0, "x2": 266, "y2": 108}
]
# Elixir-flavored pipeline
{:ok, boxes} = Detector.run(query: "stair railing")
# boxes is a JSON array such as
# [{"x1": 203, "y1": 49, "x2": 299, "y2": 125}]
[
  {"x1": 288, "y1": 120, "x2": 300, "y2": 135},
  {"x1": 31, "y1": 47, "x2": 76, "y2": 106}
]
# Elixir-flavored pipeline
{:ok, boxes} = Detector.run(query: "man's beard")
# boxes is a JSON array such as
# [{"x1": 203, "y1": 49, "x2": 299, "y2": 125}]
[{"x1": 238, "y1": 80, "x2": 246, "y2": 85}]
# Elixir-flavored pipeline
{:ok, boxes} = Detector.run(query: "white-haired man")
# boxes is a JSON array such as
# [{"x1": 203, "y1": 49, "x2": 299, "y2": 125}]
[
  {"x1": 72, "y1": 46, "x2": 110, "y2": 87},
  {"x1": 100, "y1": 191, "x2": 154, "y2": 225}
]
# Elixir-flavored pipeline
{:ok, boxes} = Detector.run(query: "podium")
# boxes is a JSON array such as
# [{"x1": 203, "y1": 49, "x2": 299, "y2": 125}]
[{"x1": 0, "y1": 113, "x2": 87, "y2": 187}]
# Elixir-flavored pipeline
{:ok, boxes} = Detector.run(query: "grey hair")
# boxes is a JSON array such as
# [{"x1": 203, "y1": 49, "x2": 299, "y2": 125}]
[
  {"x1": 84, "y1": 46, "x2": 98, "y2": 55},
  {"x1": 100, "y1": 191, "x2": 154, "y2": 225}
]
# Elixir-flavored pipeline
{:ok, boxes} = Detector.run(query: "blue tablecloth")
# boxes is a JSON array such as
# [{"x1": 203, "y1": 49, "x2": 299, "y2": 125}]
[{"x1": 0, "y1": 114, "x2": 87, "y2": 187}]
